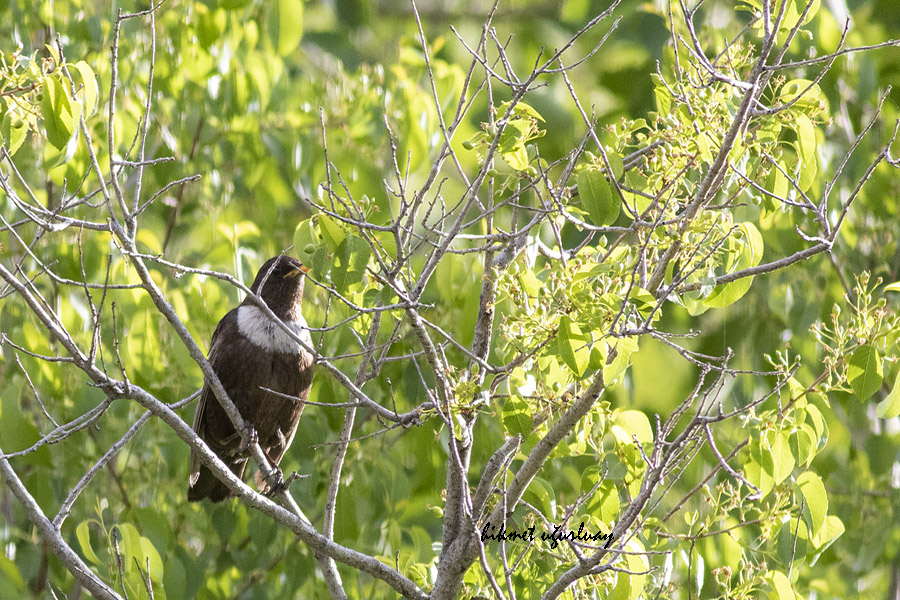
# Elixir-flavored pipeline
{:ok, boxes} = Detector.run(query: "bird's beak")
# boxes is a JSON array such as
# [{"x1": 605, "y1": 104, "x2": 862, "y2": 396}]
[{"x1": 285, "y1": 265, "x2": 310, "y2": 278}]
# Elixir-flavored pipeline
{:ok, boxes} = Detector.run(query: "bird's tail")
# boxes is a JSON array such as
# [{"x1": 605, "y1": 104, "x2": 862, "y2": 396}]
[{"x1": 187, "y1": 459, "x2": 247, "y2": 503}]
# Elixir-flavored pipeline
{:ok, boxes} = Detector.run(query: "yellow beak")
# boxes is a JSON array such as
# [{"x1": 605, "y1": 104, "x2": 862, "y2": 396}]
[{"x1": 285, "y1": 265, "x2": 310, "y2": 278}]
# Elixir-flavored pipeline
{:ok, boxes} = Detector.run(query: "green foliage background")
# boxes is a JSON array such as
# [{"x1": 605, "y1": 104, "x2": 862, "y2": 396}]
[{"x1": 1, "y1": 0, "x2": 899, "y2": 598}]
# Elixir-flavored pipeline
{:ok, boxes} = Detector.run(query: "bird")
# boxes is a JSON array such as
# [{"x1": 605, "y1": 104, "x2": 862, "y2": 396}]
[{"x1": 188, "y1": 255, "x2": 314, "y2": 502}]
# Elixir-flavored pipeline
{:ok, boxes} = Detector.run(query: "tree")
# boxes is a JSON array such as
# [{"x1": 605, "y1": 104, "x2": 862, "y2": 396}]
[{"x1": 1, "y1": 0, "x2": 899, "y2": 598}]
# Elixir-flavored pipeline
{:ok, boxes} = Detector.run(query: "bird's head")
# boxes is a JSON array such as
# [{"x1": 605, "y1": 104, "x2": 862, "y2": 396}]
[{"x1": 247, "y1": 255, "x2": 309, "y2": 318}]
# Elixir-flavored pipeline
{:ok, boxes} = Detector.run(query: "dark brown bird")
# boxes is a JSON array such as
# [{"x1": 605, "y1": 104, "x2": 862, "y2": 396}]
[{"x1": 188, "y1": 255, "x2": 314, "y2": 502}]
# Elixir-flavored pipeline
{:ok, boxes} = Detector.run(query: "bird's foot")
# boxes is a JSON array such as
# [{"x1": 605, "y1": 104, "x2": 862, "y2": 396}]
[
  {"x1": 238, "y1": 424, "x2": 259, "y2": 457},
  {"x1": 263, "y1": 466, "x2": 284, "y2": 496},
  {"x1": 263, "y1": 469, "x2": 304, "y2": 497}
]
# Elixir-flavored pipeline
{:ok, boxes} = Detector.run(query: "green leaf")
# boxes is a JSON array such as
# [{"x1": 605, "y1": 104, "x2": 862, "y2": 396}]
[
  {"x1": 791, "y1": 424, "x2": 816, "y2": 467},
  {"x1": 780, "y1": 78, "x2": 827, "y2": 113},
  {"x1": 791, "y1": 0, "x2": 821, "y2": 26},
  {"x1": 0, "y1": 554, "x2": 25, "y2": 595},
  {"x1": 41, "y1": 75, "x2": 80, "y2": 150},
  {"x1": 498, "y1": 119, "x2": 530, "y2": 171},
  {"x1": 654, "y1": 82, "x2": 671, "y2": 117},
  {"x1": 884, "y1": 281, "x2": 900, "y2": 293},
  {"x1": 877, "y1": 371, "x2": 900, "y2": 419},
  {"x1": 847, "y1": 345, "x2": 883, "y2": 401},
  {"x1": 603, "y1": 336, "x2": 638, "y2": 384},
  {"x1": 704, "y1": 222, "x2": 763, "y2": 308},
  {"x1": 776, "y1": 520, "x2": 808, "y2": 567},
  {"x1": 294, "y1": 218, "x2": 323, "y2": 260},
  {"x1": 745, "y1": 453, "x2": 775, "y2": 499},
  {"x1": 139, "y1": 535, "x2": 165, "y2": 580},
  {"x1": 696, "y1": 132, "x2": 713, "y2": 163},
  {"x1": 796, "y1": 471, "x2": 828, "y2": 535},
  {"x1": 613, "y1": 410, "x2": 653, "y2": 444},
  {"x1": 558, "y1": 316, "x2": 589, "y2": 377},
  {"x1": 498, "y1": 120, "x2": 529, "y2": 149},
  {"x1": 605, "y1": 151, "x2": 624, "y2": 180},
  {"x1": 796, "y1": 148, "x2": 816, "y2": 192},
  {"x1": 766, "y1": 430, "x2": 795, "y2": 485},
  {"x1": 501, "y1": 143, "x2": 529, "y2": 171},
  {"x1": 805, "y1": 403, "x2": 828, "y2": 446},
  {"x1": 588, "y1": 480, "x2": 620, "y2": 523},
  {"x1": 577, "y1": 168, "x2": 620, "y2": 226},
  {"x1": 331, "y1": 235, "x2": 371, "y2": 293},
  {"x1": 783, "y1": 113, "x2": 818, "y2": 193},
  {"x1": 810, "y1": 515, "x2": 845, "y2": 552},
  {"x1": 523, "y1": 478, "x2": 555, "y2": 517},
  {"x1": 72, "y1": 61, "x2": 99, "y2": 116},
  {"x1": 0, "y1": 112, "x2": 27, "y2": 156},
  {"x1": 502, "y1": 397, "x2": 532, "y2": 437},
  {"x1": 795, "y1": 113, "x2": 816, "y2": 163},
  {"x1": 268, "y1": 0, "x2": 304, "y2": 56},
  {"x1": 0, "y1": 553, "x2": 26, "y2": 599},
  {"x1": 317, "y1": 214, "x2": 346, "y2": 251},
  {"x1": 216, "y1": 220, "x2": 259, "y2": 244},
  {"x1": 809, "y1": 516, "x2": 845, "y2": 566},
  {"x1": 610, "y1": 540, "x2": 648, "y2": 600},
  {"x1": 499, "y1": 100, "x2": 544, "y2": 122},
  {"x1": 767, "y1": 571, "x2": 795, "y2": 600},
  {"x1": 76, "y1": 521, "x2": 101, "y2": 565},
  {"x1": 766, "y1": 162, "x2": 789, "y2": 201}
]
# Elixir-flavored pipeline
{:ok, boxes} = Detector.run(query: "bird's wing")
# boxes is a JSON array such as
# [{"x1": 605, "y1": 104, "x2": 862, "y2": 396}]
[
  {"x1": 188, "y1": 314, "x2": 230, "y2": 487},
  {"x1": 257, "y1": 348, "x2": 315, "y2": 467}
]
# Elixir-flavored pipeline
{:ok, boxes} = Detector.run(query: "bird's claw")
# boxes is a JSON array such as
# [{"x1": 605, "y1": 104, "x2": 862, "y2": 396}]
[
  {"x1": 238, "y1": 424, "x2": 259, "y2": 457},
  {"x1": 263, "y1": 467, "x2": 284, "y2": 496},
  {"x1": 264, "y1": 469, "x2": 302, "y2": 497}
]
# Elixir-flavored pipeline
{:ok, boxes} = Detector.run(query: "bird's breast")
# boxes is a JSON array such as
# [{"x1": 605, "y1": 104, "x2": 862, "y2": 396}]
[{"x1": 235, "y1": 305, "x2": 312, "y2": 354}]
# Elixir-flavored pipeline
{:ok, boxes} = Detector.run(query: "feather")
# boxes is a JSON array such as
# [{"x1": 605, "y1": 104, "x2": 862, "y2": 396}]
[{"x1": 188, "y1": 256, "x2": 314, "y2": 503}]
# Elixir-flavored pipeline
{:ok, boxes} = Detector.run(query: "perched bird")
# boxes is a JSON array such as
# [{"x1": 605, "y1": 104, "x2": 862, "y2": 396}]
[{"x1": 188, "y1": 255, "x2": 314, "y2": 502}]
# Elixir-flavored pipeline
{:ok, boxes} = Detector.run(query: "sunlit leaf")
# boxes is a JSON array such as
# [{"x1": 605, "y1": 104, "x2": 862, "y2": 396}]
[
  {"x1": 792, "y1": 424, "x2": 816, "y2": 467},
  {"x1": 267, "y1": 0, "x2": 304, "y2": 56},
  {"x1": 780, "y1": 78, "x2": 827, "y2": 114},
  {"x1": 876, "y1": 371, "x2": 900, "y2": 419},
  {"x1": 502, "y1": 397, "x2": 532, "y2": 437},
  {"x1": 41, "y1": 75, "x2": 80, "y2": 150},
  {"x1": 498, "y1": 119, "x2": 530, "y2": 171},
  {"x1": 558, "y1": 315, "x2": 590, "y2": 377},
  {"x1": 603, "y1": 336, "x2": 637, "y2": 384},
  {"x1": 810, "y1": 515, "x2": 845, "y2": 549},
  {"x1": 0, "y1": 553, "x2": 25, "y2": 594},
  {"x1": 317, "y1": 214, "x2": 346, "y2": 251},
  {"x1": 809, "y1": 516, "x2": 845, "y2": 565},
  {"x1": 72, "y1": 61, "x2": 99, "y2": 116},
  {"x1": 586, "y1": 480, "x2": 620, "y2": 523},
  {"x1": 294, "y1": 218, "x2": 323, "y2": 261},
  {"x1": 499, "y1": 100, "x2": 544, "y2": 122},
  {"x1": 769, "y1": 431, "x2": 795, "y2": 485},
  {"x1": 847, "y1": 344, "x2": 882, "y2": 401},
  {"x1": 605, "y1": 151, "x2": 624, "y2": 179},
  {"x1": 614, "y1": 410, "x2": 652, "y2": 444},
  {"x1": 76, "y1": 522, "x2": 101, "y2": 565},
  {"x1": 776, "y1": 520, "x2": 808, "y2": 567},
  {"x1": 577, "y1": 167, "x2": 619, "y2": 226},
  {"x1": 796, "y1": 471, "x2": 828, "y2": 535},
  {"x1": 795, "y1": 114, "x2": 816, "y2": 164},
  {"x1": 767, "y1": 571, "x2": 795, "y2": 600},
  {"x1": 0, "y1": 111, "x2": 27, "y2": 156},
  {"x1": 610, "y1": 539, "x2": 648, "y2": 600},
  {"x1": 704, "y1": 222, "x2": 763, "y2": 307},
  {"x1": 331, "y1": 235, "x2": 371, "y2": 293},
  {"x1": 523, "y1": 478, "x2": 555, "y2": 517}
]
